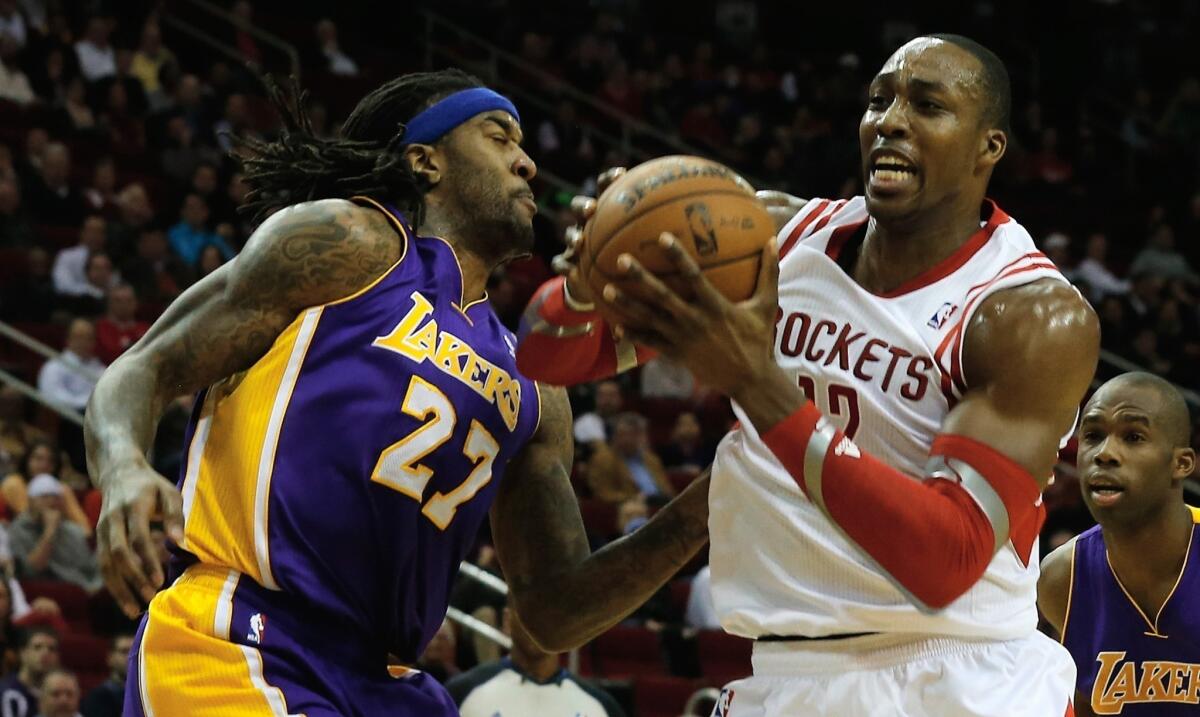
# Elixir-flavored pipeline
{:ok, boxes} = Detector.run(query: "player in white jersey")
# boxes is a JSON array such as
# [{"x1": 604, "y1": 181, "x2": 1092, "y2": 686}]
[{"x1": 518, "y1": 34, "x2": 1099, "y2": 716}]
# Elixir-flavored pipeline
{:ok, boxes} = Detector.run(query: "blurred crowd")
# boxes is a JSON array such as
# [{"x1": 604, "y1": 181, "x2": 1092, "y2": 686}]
[{"x1": 0, "y1": 0, "x2": 1197, "y2": 715}]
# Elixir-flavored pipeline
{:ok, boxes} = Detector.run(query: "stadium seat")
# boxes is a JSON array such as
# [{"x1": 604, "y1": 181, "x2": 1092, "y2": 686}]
[
  {"x1": 20, "y1": 580, "x2": 91, "y2": 634},
  {"x1": 696, "y1": 630, "x2": 752, "y2": 685},
  {"x1": 634, "y1": 675, "x2": 701, "y2": 717},
  {"x1": 83, "y1": 489, "x2": 103, "y2": 531},
  {"x1": 584, "y1": 625, "x2": 668, "y2": 679},
  {"x1": 59, "y1": 631, "x2": 109, "y2": 694}
]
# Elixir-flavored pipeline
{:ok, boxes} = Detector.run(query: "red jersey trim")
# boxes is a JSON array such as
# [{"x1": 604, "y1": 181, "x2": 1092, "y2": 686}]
[
  {"x1": 780, "y1": 199, "x2": 845, "y2": 259},
  {"x1": 874, "y1": 200, "x2": 1011, "y2": 298}
]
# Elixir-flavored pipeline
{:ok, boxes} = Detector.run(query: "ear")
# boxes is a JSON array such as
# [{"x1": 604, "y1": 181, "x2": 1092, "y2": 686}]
[
  {"x1": 403, "y1": 143, "x2": 442, "y2": 187},
  {"x1": 1172, "y1": 447, "x2": 1196, "y2": 484},
  {"x1": 979, "y1": 128, "x2": 1007, "y2": 169}
]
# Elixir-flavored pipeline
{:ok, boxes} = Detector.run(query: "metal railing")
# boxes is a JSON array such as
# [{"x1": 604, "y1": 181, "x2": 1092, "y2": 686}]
[
  {"x1": 417, "y1": 9, "x2": 765, "y2": 190},
  {"x1": 163, "y1": 0, "x2": 301, "y2": 80}
]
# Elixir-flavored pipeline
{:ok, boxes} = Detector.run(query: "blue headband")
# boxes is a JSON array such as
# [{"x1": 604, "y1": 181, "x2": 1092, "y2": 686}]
[{"x1": 401, "y1": 88, "x2": 520, "y2": 145}]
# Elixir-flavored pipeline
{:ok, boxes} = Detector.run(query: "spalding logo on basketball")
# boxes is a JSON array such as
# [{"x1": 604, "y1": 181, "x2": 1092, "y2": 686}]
[{"x1": 579, "y1": 156, "x2": 774, "y2": 315}]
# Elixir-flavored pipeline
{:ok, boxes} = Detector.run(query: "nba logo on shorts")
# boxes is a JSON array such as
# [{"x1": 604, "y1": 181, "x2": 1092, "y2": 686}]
[
  {"x1": 712, "y1": 687, "x2": 735, "y2": 716},
  {"x1": 247, "y1": 613, "x2": 267, "y2": 644},
  {"x1": 927, "y1": 301, "x2": 958, "y2": 329}
]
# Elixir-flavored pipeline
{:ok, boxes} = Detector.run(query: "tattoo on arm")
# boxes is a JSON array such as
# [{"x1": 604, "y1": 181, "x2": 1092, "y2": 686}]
[
  {"x1": 493, "y1": 383, "x2": 710, "y2": 651},
  {"x1": 86, "y1": 199, "x2": 402, "y2": 480}
]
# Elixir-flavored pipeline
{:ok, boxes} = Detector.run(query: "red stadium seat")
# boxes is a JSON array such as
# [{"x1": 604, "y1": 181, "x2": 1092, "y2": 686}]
[
  {"x1": 696, "y1": 630, "x2": 752, "y2": 685},
  {"x1": 584, "y1": 625, "x2": 667, "y2": 679},
  {"x1": 634, "y1": 675, "x2": 701, "y2": 717},
  {"x1": 59, "y1": 632, "x2": 109, "y2": 694},
  {"x1": 82, "y1": 489, "x2": 103, "y2": 531},
  {"x1": 20, "y1": 580, "x2": 91, "y2": 634}
]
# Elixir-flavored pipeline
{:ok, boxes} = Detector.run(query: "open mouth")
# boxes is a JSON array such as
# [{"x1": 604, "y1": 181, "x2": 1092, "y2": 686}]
[
  {"x1": 1085, "y1": 475, "x2": 1126, "y2": 506},
  {"x1": 868, "y1": 152, "x2": 919, "y2": 194}
]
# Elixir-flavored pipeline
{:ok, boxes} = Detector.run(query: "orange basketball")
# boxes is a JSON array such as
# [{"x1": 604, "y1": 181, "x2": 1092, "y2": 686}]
[{"x1": 579, "y1": 156, "x2": 773, "y2": 310}]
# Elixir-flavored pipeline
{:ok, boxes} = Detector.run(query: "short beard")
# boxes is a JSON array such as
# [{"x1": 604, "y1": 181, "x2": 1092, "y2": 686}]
[{"x1": 441, "y1": 152, "x2": 534, "y2": 264}]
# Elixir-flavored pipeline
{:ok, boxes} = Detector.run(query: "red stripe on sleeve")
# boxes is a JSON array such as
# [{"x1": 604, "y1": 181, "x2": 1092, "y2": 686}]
[{"x1": 778, "y1": 199, "x2": 830, "y2": 259}]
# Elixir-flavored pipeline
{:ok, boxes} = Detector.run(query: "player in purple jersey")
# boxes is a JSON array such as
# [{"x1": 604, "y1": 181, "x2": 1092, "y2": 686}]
[
  {"x1": 82, "y1": 71, "x2": 709, "y2": 716},
  {"x1": 1040, "y1": 372, "x2": 1200, "y2": 716}
]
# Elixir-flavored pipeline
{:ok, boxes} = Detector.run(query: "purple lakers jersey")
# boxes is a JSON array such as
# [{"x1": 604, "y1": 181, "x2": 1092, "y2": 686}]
[
  {"x1": 171, "y1": 196, "x2": 540, "y2": 662},
  {"x1": 1062, "y1": 506, "x2": 1200, "y2": 714}
]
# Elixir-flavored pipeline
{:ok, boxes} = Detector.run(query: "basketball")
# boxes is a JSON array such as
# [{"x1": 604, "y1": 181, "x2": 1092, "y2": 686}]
[{"x1": 579, "y1": 156, "x2": 774, "y2": 308}]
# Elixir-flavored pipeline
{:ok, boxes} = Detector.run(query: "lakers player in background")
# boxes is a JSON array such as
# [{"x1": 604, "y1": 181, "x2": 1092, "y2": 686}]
[
  {"x1": 83, "y1": 70, "x2": 710, "y2": 715},
  {"x1": 522, "y1": 35, "x2": 1098, "y2": 714},
  {"x1": 1040, "y1": 372, "x2": 1200, "y2": 716}
]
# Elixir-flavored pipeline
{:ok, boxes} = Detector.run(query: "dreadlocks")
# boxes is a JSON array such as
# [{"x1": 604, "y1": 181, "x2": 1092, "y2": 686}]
[{"x1": 235, "y1": 69, "x2": 484, "y2": 226}]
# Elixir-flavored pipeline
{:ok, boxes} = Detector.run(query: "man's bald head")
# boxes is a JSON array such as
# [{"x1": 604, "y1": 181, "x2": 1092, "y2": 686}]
[{"x1": 1086, "y1": 372, "x2": 1192, "y2": 447}]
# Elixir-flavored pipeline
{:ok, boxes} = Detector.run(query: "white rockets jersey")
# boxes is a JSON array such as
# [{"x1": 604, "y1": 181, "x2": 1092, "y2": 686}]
[{"x1": 710, "y1": 196, "x2": 1069, "y2": 642}]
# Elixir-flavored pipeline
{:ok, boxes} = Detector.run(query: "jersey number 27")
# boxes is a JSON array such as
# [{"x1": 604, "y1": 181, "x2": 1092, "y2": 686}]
[{"x1": 370, "y1": 376, "x2": 499, "y2": 529}]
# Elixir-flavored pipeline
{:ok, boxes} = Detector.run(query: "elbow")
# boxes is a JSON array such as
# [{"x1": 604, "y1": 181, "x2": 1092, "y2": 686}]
[
  {"x1": 513, "y1": 601, "x2": 577, "y2": 653},
  {"x1": 899, "y1": 553, "x2": 991, "y2": 612}
]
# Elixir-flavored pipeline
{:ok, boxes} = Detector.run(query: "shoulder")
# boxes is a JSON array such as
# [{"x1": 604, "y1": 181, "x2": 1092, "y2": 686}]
[
  {"x1": 444, "y1": 661, "x2": 509, "y2": 704},
  {"x1": 229, "y1": 198, "x2": 404, "y2": 311},
  {"x1": 964, "y1": 279, "x2": 1099, "y2": 405},
  {"x1": 568, "y1": 675, "x2": 627, "y2": 717},
  {"x1": 779, "y1": 196, "x2": 863, "y2": 247},
  {"x1": 1038, "y1": 536, "x2": 1079, "y2": 633}
]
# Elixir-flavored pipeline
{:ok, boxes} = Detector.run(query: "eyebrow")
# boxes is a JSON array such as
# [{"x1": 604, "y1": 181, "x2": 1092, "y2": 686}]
[
  {"x1": 870, "y1": 73, "x2": 950, "y2": 94},
  {"x1": 1080, "y1": 413, "x2": 1152, "y2": 427},
  {"x1": 483, "y1": 115, "x2": 523, "y2": 145}
]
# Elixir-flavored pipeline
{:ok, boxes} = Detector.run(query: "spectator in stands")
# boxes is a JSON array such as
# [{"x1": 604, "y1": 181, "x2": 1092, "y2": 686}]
[
  {"x1": 0, "y1": 387, "x2": 44, "y2": 474},
  {"x1": 416, "y1": 619, "x2": 461, "y2": 683},
  {"x1": 0, "y1": 35, "x2": 34, "y2": 105},
  {"x1": 159, "y1": 116, "x2": 221, "y2": 185},
  {"x1": 78, "y1": 634, "x2": 131, "y2": 717},
  {"x1": 59, "y1": 78, "x2": 97, "y2": 135},
  {"x1": 196, "y1": 243, "x2": 226, "y2": 279},
  {"x1": 230, "y1": 0, "x2": 261, "y2": 68},
  {"x1": 0, "y1": 1, "x2": 26, "y2": 50},
  {"x1": 99, "y1": 82, "x2": 144, "y2": 154},
  {"x1": 73, "y1": 16, "x2": 115, "y2": 83},
  {"x1": 0, "y1": 246, "x2": 56, "y2": 322},
  {"x1": 1160, "y1": 76, "x2": 1200, "y2": 146},
  {"x1": 1130, "y1": 224, "x2": 1200, "y2": 285},
  {"x1": 93, "y1": 285, "x2": 146, "y2": 365},
  {"x1": 51, "y1": 215, "x2": 107, "y2": 298},
  {"x1": 0, "y1": 578, "x2": 21, "y2": 673},
  {"x1": 0, "y1": 176, "x2": 35, "y2": 246},
  {"x1": 81, "y1": 159, "x2": 116, "y2": 215},
  {"x1": 119, "y1": 226, "x2": 184, "y2": 307},
  {"x1": 8, "y1": 474, "x2": 101, "y2": 592},
  {"x1": 312, "y1": 19, "x2": 359, "y2": 77},
  {"x1": 25, "y1": 143, "x2": 86, "y2": 227},
  {"x1": 36, "y1": 319, "x2": 104, "y2": 414},
  {"x1": 35, "y1": 668, "x2": 79, "y2": 717},
  {"x1": 212, "y1": 93, "x2": 249, "y2": 153},
  {"x1": 106, "y1": 183, "x2": 155, "y2": 263},
  {"x1": 0, "y1": 626, "x2": 59, "y2": 717},
  {"x1": 28, "y1": 48, "x2": 69, "y2": 107},
  {"x1": 59, "y1": 252, "x2": 114, "y2": 318},
  {"x1": 1124, "y1": 272, "x2": 1164, "y2": 322},
  {"x1": 446, "y1": 600, "x2": 625, "y2": 717},
  {"x1": 168, "y1": 193, "x2": 233, "y2": 268},
  {"x1": 574, "y1": 380, "x2": 623, "y2": 447},
  {"x1": 658, "y1": 411, "x2": 714, "y2": 476},
  {"x1": 1073, "y1": 233, "x2": 1130, "y2": 303},
  {"x1": 587, "y1": 412, "x2": 675, "y2": 504},
  {"x1": 129, "y1": 22, "x2": 175, "y2": 110},
  {"x1": 1, "y1": 438, "x2": 90, "y2": 533},
  {"x1": 1041, "y1": 232, "x2": 1071, "y2": 271}
]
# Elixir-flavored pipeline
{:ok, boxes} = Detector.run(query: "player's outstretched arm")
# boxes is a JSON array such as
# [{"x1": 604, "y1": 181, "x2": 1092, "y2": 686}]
[
  {"x1": 605, "y1": 237, "x2": 1099, "y2": 610},
  {"x1": 490, "y1": 383, "x2": 709, "y2": 652},
  {"x1": 1037, "y1": 540, "x2": 1075, "y2": 638},
  {"x1": 85, "y1": 199, "x2": 399, "y2": 617}
]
